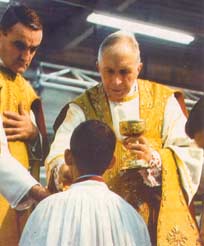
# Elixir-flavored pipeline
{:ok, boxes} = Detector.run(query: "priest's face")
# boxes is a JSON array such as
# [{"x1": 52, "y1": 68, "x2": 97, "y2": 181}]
[
  {"x1": 194, "y1": 130, "x2": 204, "y2": 148},
  {"x1": 97, "y1": 43, "x2": 142, "y2": 102},
  {"x1": 0, "y1": 22, "x2": 42, "y2": 74}
]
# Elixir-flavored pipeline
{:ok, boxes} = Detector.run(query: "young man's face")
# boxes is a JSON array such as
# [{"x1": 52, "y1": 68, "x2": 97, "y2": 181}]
[
  {"x1": 0, "y1": 22, "x2": 42, "y2": 74},
  {"x1": 97, "y1": 44, "x2": 142, "y2": 102},
  {"x1": 194, "y1": 130, "x2": 204, "y2": 148}
]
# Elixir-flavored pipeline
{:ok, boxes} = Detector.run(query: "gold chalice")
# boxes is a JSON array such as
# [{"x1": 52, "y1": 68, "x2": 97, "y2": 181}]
[{"x1": 119, "y1": 120, "x2": 149, "y2": 170}]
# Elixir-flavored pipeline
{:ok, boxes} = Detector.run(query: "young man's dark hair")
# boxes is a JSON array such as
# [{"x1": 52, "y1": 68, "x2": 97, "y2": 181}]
[
  {"x1": 0, "y1": 5, "x2": 42, "y2": 32},
  {"x1": 185, "y1": 97, "x2": 204, "y2": 139},
  {"x1": 70, "y1": 120, "x2": 116, "y2": 175}
]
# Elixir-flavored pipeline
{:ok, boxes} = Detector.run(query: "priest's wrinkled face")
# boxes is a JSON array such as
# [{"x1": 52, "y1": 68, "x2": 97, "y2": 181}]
[
  {"x1": 0, "y1": 22, "x2": 42, "y2": 74},
  {"x1": 97, "y1": 42, "x2": 142, "y2": 103}
]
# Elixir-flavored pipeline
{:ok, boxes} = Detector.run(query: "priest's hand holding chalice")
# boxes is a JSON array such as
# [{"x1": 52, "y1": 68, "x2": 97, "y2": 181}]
[{"x1": 119, "y1": 119, "x2": 150, "y2": 170}]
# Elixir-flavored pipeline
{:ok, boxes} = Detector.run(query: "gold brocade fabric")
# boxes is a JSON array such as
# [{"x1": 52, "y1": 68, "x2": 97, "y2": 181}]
[
  {"x1": 73, "y1": 79, "x2": 200, "y2": 245},
  {"x1": 0, "y1": 70, "x2": 38, "y2": 246},
  {"x1": 158, "y1": 149, "x2": 200, "y2": 246}
]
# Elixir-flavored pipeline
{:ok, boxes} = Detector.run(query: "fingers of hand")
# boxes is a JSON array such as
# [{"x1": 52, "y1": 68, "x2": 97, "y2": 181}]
[
  {"x1": 18, "y1": 103, "x2": 26, "y2": 115},
  {"x1": 4, "y1": 125, "x2": 33, "y2": 141},
  {"x1": 3, "y1": 111, "x2": 22, "y2": 121},
  {"x1": 137, "y1": 136, "x2": 147, "y2": 144},
  {"x1": 129, "y1": 142, "x2": 146, "y2": 150},
  {"x1": 125, "y1": 141, "x2": 147, "y2": 152},
  {"x1": 4, "y1": 127, "x2": 23, "y2": 141},
  {"x1": 6, "y1": 134, "x2": 22, "y2": 141},
  {"x1": 4, "y1": 127, "x2": 20, "y2": 135},
  {"x1": 123, "y1": 137, "x2": 137, "y2": 145},
  {"x1": 125, "y1": 143, "x2": 152, "y2": 162},
  {"x1": 3, "y1": 118, "x2": 21, "y2": 128},
  {"x1": 3, "y1": 114, "x2": 37, "y2": 140},
  {"x1": 4, "y1": 108, "x2": 30, "y2": 123},
  {"x1": 124, "y1": 136, "x2": 147, "y2": 146}
]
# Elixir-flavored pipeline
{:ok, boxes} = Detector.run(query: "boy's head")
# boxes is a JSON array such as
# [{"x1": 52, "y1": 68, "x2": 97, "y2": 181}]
[
  {"x1": 66, "y1": 120, "x2": 116, "y2": 176},
  {"x1": 185, "y1": 97, "x2": 204, "y2": 148}
]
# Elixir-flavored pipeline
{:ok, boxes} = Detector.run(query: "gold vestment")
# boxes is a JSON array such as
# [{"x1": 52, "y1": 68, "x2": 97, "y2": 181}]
[
  {"x1": 0, "y1": 70, "x2": 38, "y2": 246},
  {"x1": 73, "y1": 79, "x2": 200, "y2": 245}
]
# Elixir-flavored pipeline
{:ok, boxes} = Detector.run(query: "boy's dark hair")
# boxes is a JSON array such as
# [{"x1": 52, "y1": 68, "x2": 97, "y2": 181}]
[
  {"x1": 0, "y1": 5, "x2": 42, "y2": 32},
  {"x1": 70, "y1": 120, "x2": 116, "y2": 175},
  {"x1": 185, "y1": 97, "x2": 204, "y2": 138}
]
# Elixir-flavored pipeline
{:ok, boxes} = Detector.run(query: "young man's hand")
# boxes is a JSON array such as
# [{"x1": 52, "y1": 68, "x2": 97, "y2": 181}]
[{"x1": 3, "y1": 103, "x2": 38, "y2": 141}]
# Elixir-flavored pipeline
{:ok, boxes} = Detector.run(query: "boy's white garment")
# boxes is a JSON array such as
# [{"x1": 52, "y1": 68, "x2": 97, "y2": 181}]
[
  {"x1": 0, "y1": 116, "x2": 38, "y2": 208},
  {"x1": 20, "y1": 180, "x2": 151, "y2": 246}
]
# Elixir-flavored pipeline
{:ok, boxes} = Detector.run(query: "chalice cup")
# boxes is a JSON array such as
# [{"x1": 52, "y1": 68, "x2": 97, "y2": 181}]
[{"x1": 119, "y1": 119, "x2": 149, "y2": 170}]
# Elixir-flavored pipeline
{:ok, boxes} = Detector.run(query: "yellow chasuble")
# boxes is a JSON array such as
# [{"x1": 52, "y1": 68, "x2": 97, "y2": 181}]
[
  {"x1": 73, "y1": 79, "x2": 200, "y2": 246},
  {"x1": 0, "y1": 70, "x2": 38, "y2": 246}
]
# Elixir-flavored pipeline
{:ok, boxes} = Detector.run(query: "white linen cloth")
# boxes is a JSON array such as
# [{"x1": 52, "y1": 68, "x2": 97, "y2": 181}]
[
  {"x1": 0, "y1": 116, "x2": 38, "y2": 208},
  {"x1": 45, "y1": 82, "x2": 204, "y2": 203},
  {"x1": 20, "y1": 180, "x2": 151, "y2": 246}
]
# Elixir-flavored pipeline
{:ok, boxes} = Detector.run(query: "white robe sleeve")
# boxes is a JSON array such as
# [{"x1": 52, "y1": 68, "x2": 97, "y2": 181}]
[
  {"x1": 0, "y1": 116, "x2": 38, "y2": 208},
  {"x1": 45, "y1": 103, "x2": 86, "y2": 182},
  {"x1": 162, "y1": 94, "x2": 204, "y2": 203},
  {"x1": 0, "y1": 155, "x2": 38, "y2": 208}
]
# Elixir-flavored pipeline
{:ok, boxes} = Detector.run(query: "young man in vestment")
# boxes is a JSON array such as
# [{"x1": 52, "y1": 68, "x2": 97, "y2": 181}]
[
  {"x1": 185, "y1": 97, "x2": 204, "y2": 245},
  {"x1": 20, "y1": 120, "x2": 151, "y2": 246},
  {"x1": 0, "y1": 5, "x2": 48, "y2": 245},
  {"x1": 45, "y1": 31, "x2": 203, "y2": 245}
]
